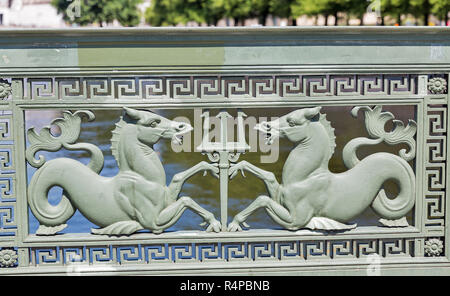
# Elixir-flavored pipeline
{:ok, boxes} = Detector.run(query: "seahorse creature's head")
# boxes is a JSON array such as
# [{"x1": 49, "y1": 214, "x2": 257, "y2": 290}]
[
  {"x1": 255, "y1": 107, "x2": 322, "y2": 144},
  {"x1": 123, "y1": 107, "x2": 193, "y2": 146}
]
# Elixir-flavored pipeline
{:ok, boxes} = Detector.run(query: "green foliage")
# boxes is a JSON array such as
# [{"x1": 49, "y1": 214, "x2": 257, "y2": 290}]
[
  {"x1": 51, "y1": 0, "x2": 142, "y2": 27},
  {"x1": 292, "y1": 0, "x2": 359, "y2": 24},
  {"x1": 54, "y1": 0, "x2": 450, "y2": 27},
  {"x1": 145, "y1": 0, "x2": 225, "y2": 26},
  {"x1": 380, "y1": 0, "x2": 447, "y2": 25},
  {"x1": 291, "y1": 0, "x2": 329, "y2": 17},
  {"x1": 379, "y1": 0, "x2": 410, "y2": 24},
  {"x1": 269, "y1": 0, "x2": 295, "y2": 19},
  {"x1": 251, "y1": 0, "x2": 271, "y2": 24},
  {"x1": 409, "y1": 0, "x2": 431, "y2": 24},
  {"x1": 216, "y1": 0, "x2": 253, "y2": 24},
  {"x1": 347, "y1": 0, "x2": 369, "y2": 20},
  {"x1": 116, "y1": 0, "x2": 143, "y2": 26},
  {"x1": 430, "y1": 0, "x2": 450, "y2": 21}
]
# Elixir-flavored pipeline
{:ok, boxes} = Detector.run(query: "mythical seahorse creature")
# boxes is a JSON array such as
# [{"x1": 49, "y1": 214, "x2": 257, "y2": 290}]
[
  {"x1": 26, "y1": 107, "x2": 221, "y2": 236},
  {"x1": 228, "y1": 105, "x2": 417, "y2": 231}
]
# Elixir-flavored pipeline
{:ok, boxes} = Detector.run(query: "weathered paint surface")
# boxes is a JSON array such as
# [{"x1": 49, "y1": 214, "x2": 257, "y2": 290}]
[{"x1": 0, "y1": 27, "x2": 449, "y2": 70}]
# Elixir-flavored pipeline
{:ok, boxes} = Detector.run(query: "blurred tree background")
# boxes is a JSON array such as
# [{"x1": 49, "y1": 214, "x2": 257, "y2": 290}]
[
  {"x1": 52, "y1": 0, "x2": 449, "y2": 27},
  {"x1": 52, "y1": 0, "x2": 143, "y2": 26}
]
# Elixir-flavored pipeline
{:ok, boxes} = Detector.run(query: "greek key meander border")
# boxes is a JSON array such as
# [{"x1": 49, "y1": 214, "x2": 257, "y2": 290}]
[
  {"x1": 0, "y1": 73, "x2": 448, "y2": 270},
  {"x1": 11, "y1": 74, "x2": 420, "y2": 101},
  {"x1": 27, "y1": 239, "x2": 419, "y2": 266}
]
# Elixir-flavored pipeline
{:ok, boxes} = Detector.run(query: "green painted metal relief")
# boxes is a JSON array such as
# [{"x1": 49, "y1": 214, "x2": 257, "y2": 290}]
[
  {"x1": 26, "y1": 108, "x2": 221, "y2": 236},
  {"x1": 0, "y1": 248, "x2": 18, "y2": 267},
  {"x1": 23, "y1": 104, "x2": 418, "y2": 236},
  {"x1": 26, "y1": 110, "x2": 102, "y2": 169},
  {"x1": 197, "y1": 109, "x2": 250, "y2": 231},
  {"x1": 0, "y1": 79, "x2": 11, "y2": 100},
  {"x1": 228, "y1": 105, "x2": 416, "y2": 231},
  {"x1": 424, "y1": 238, "x2": 444, "y2": 257},
  {"x1": 428, "y1": 77, "x2": 448, "y2": 94},
  {"x1": 0, "y1": 28, "x2": 449, "y2": 275}
]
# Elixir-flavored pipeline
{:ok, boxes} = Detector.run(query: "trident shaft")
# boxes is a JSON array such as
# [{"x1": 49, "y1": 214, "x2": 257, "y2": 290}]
[{"x1": 197, "y1": 109, "x2": 250, "y2": 231}]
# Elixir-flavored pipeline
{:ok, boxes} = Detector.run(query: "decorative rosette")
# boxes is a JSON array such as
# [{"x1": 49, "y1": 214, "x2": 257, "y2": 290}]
[
  {"x1": 424, "y1": 238, "x2": 444, "y2": 257},
  {"x1": 0, "y1": 248, "x2": 18, "y2": 267},
  {"x1": 428, "y1": 77, "x2": 447, "y2": 94}
]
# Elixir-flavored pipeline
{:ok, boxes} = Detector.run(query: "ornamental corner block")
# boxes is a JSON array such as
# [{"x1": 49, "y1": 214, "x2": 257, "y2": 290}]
[
  {"x1": 0, "y1": 79, "x2": 12, "y2": 100},
  {"x1": 428, "y1": 77, "x2": 448, "y2": 94}
]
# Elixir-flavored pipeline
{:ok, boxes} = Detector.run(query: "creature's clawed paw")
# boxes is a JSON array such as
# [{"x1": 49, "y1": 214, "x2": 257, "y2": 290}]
[
  {"x1": 229, "y1": 162, "x2": 246, "y2": 179},
  {"x1": 202, "y1": 219, "x2": 221, "y2": 233},
  {"x1": 227, "y1": 220, "x2": 249, "y2": 232},
  {"x1": 202, "y1": 162, "x2": 219, "y2": 179}
]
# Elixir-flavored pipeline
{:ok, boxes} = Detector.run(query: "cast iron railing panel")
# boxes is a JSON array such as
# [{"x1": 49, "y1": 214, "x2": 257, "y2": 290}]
[{"x1": 0, "y1": 27, "x2": 449, "y2": 275}]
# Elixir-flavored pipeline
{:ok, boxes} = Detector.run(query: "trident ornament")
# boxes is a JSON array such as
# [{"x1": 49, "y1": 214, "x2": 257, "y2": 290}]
[{"x1": 197, "y1": 109, "x2": 250, "y2": 231}]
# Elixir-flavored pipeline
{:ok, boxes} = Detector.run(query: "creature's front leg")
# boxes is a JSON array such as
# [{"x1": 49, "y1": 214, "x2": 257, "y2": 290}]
[
  {"x1": 155, "y1": 196, "x2": 221, "y2": 233},
  {"x1": 227, "y1": 195, "x2": 293, "y2": 231},
  {"x1": 229, "y1": 160, "x2": 281, "y2": 201},
  {"x1": 167, "y1": 161, "x2": 219, "y2": 201}
]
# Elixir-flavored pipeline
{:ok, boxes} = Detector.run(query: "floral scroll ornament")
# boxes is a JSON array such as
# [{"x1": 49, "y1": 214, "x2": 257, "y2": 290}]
[
  {"x1": 0, "y1": 79, "x2": 12, "y2": 100},
  {"x1": 428, "y1": 77, "x2": 447, "y2": 94},
  {"x1": 424, "y1": 238, "x2": 444, "y2": 257},
  {"x1": 0, "y1": 248, "x2": 18, "y2": 267}
]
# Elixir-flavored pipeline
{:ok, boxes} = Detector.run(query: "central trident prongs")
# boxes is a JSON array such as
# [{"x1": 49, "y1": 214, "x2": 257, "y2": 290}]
[{"x1": 197, "y1": 109, "x2": 250, "y2": 231}]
